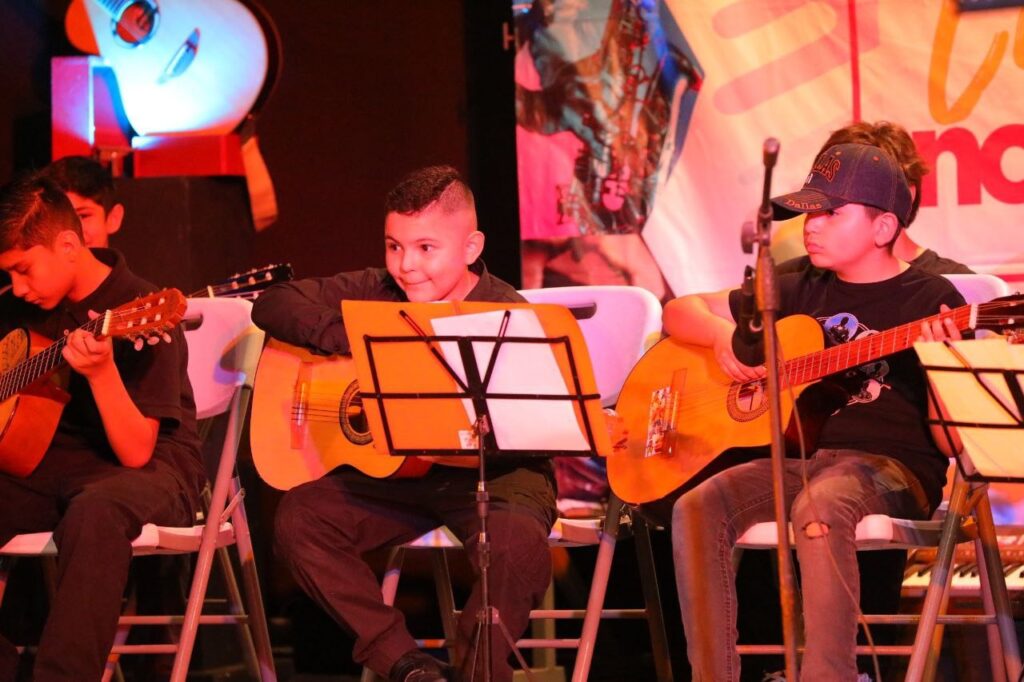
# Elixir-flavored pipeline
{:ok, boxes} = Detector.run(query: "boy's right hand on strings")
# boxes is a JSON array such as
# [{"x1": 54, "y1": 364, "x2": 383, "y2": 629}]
[{"x1": 712, "y1": 323, "x2": 766, "y2": 383}]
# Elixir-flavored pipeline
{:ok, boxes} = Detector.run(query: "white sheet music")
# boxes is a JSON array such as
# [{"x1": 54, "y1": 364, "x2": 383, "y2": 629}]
[
  {"x1": 914, "y1": 339, "x2": 1024, "y2": 479},
  {"x1": 431, "y1": 309, "x2": 591, "y2": 452}
]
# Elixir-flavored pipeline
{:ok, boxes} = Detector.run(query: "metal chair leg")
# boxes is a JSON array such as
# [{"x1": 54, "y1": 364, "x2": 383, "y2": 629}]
[{"x1": 633, "y1": 511, "x2": 674, "y2": 682}]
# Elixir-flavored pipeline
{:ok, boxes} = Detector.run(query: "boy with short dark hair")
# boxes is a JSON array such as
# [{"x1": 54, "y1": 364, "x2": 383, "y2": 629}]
[
  {"x1": 40, "y1": 156, "x2": 124, "y2": 249},
  {"x1": 251, "y1": 165, "x2": 555, "y2": 682},
  {"x1": 0, "y1": 175, "x2": 203, "y2": 681},
  {"x1": 663, "y1": 144, "x2": 964, "y2": 680}
]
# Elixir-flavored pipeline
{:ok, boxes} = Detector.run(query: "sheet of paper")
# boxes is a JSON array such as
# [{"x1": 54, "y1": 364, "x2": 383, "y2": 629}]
[
  {"x1": 431, "y1": 309, "x2": 591, "y2": 452},
  {"x1": 914, "y1": 339, "x2": 1024, "y2": 479}
]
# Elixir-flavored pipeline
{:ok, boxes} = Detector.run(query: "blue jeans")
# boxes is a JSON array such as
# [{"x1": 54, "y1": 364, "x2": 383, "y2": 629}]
[{"x1": 672, "y1": 449, "x2": 931, "y2": 682}]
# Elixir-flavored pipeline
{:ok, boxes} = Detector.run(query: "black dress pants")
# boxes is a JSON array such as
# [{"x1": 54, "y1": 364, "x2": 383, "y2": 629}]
[
  {"x1": 274, "y1": 464, "x2": 556, "y2": 682},
  {"x1": 0, "y1": 451, "x2": 198, "y2": 682}
]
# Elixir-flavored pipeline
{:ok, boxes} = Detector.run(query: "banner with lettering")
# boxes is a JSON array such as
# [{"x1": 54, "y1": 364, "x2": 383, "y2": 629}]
[{"x1": 514, "y1": 0, "x2": 1024, "y2": 296}]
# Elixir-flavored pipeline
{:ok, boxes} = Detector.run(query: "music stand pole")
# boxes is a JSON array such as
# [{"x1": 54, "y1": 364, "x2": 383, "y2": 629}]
[
  {"x1": 473, "y1": 413, "x2": 493, "y2": 682},
  {"x1": 742, "y1": 137, "x2": 799, "y2": 680}
]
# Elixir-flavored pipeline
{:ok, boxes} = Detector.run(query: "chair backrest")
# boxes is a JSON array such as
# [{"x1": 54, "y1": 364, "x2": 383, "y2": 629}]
[
  {"x1": 943, "y1": 273, "x2": 1012, "y2": 304},
  {"x1": 183, "y1": 297, "x2": 265, "y2": 420},
  {"x1": 518, "y1": 285, "x2": 662, "y2": 406}
]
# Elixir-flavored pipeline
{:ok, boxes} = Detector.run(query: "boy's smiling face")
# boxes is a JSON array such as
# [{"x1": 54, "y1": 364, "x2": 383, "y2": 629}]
[{"x1": 384, "y1": 203, "x2": 484, "y2": 302}]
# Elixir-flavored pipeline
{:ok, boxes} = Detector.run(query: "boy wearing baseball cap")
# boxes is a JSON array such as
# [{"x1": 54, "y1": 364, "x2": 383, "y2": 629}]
[{"x1": 664, "y1": 144, "x2": 965, "y2": 680}]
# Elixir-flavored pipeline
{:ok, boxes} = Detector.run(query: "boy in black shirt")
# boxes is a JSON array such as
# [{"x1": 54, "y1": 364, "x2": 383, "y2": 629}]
[
  {"x1": 0, "y1": 175, "x2": 203, "y2": 681},
  {"x1": 251, "y1": 166, "x2": 555, "y2": 682},
  {"x1": 663, "y1": 144, "x2": 964, "y2": 680}
]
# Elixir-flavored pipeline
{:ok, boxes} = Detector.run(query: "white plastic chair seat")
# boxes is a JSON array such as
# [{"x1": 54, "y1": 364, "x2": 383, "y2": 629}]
[
  {"x1": 0, "y1": 522, "x2": 236, "y2": 557},
  {"x1": 735, "y1": 514, "x2": 962, "y2": 551},
  {"x1": 396, "y1": 517, "x2": 606, "y2": 553}
]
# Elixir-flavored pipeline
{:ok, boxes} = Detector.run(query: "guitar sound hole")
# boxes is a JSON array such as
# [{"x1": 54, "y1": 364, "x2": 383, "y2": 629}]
[
  {"x1": 113, "y1": 1, "x2": 158, "y2": 46},
  {"x1": 726, "y1": 379, "x2": 768, "y2": 422},
  {"x1": 339, "y1": 381, "x2": 372, "y2": 445}
]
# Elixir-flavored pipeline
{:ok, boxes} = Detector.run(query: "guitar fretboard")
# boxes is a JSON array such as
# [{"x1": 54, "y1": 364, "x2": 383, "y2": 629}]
[
  {"x1": 0, "y1": 316, "x2": 105, "y2": 402},
  {"x1": 782, "y1": 304, "x2": 974, "y2": 386}
]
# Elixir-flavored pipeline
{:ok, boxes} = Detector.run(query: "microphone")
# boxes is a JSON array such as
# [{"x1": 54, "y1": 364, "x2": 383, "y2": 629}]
[
  {"x1": 733, "y1": 265, "x2": 764, "y2": 365},
  {"x1": 758, "y1": 137, "x2": 780, "y2": 230},
  {"x1": 763, "y1": 137, "x2": 780, "y2": 169}
]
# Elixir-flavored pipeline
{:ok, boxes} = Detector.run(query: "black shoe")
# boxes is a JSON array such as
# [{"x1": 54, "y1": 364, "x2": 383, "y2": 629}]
[{"x1": 389, "y1": 649, "x2": 452, "y2": 682}]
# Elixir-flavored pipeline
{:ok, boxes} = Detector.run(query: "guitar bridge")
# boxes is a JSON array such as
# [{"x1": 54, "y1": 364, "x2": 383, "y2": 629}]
[{"x1": 644, "y1": 385, "x2": 679, "y2": 459}]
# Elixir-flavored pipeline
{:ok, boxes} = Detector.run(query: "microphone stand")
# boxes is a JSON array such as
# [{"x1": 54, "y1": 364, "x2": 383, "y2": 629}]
[{"x1": 740, "y1": 137, "x2": 799, "y2": 681}]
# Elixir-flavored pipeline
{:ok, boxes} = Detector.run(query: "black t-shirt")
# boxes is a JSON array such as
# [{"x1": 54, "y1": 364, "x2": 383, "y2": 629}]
[
  {"x1": 0, "y1": 249, "x2": 204, "y2": 493},
  {"x1": 728, "y1": 266, "x2": 965, "y2": 511}
]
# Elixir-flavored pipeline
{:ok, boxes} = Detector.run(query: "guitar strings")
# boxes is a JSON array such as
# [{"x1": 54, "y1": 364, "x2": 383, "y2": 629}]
[
  {"x1": 655, "y1": 301, "x2": 1019, "y2": 422},
  {"x1": 1, "y1": 296, "x2": 180, "y2": 401}
]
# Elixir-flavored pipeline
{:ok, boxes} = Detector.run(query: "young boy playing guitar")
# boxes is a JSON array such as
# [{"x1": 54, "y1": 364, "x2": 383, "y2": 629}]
[
  {"x1": 0, "y1": 175, "x2": 203, "y2": 681},
  {"x1": 250, "y1": 166, "x2": 555, "y2": 682},
  {"x1": 662, "y1": 144, "x2": 965, "y2": 680}
]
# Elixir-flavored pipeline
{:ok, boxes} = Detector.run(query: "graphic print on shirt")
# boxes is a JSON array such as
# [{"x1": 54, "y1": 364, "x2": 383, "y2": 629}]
[{"x1": 819, "y1": 312, "x2": 890, "y2": 408}]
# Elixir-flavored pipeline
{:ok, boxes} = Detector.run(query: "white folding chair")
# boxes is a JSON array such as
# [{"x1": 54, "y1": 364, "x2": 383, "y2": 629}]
[
  {"x1": 0, "y1": 296, "x2": 276, "y2": 681},
  {"x1": 731, "y1": 274, "x2": 1022, "y2": 681},
  {"x1": 360, "y1": 285, "x2": 671, "y2": 682}
]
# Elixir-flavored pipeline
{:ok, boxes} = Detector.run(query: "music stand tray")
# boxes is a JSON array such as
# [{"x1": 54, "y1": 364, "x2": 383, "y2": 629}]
[
  {"x1": 915, "y1": 338, "x2": 1024, "y2": 484},
  {"x1": 342, "y1": 300, "x2": 610, "y2": 463}
]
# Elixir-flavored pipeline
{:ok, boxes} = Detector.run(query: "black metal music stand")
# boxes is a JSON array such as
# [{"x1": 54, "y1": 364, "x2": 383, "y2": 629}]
[
  {"x1": 342, "y1": 300, "x2": 608, "y2": 682},
  {"x1": 911, "y1": 337, "x2": 1024, "y2": 680}
]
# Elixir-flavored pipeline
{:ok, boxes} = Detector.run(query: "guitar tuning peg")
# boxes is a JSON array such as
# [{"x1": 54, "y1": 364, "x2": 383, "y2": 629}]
[
  {"x1": 133, "y1": 337, "x2": 144, "y2": 352},
  {"x1": 147, "y1": 335, "x2": 160, "y2": 346},
  {"x1": 162, "y1": 332, "x2": 172, "y2": 344}
]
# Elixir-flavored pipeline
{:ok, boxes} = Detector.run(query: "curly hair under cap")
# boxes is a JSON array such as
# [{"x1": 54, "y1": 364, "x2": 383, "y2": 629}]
[{"x1": 818, "y1": 121, "x2": 927, "y2": 226}]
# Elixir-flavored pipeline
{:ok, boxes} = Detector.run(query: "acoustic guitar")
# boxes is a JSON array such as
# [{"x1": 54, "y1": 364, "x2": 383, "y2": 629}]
[
  {"x1": 65, "y1": 0, "x2": 269, "y2": 135},
  {"x1": 608, "y1": 296, "x2": 1024, "y2": 505},
  {"x1": 249, "y1": 339, "x2": 434, "y2": 491},
  {"x1": 0, "y1": 288, "x2": 187, "y2": 477}
]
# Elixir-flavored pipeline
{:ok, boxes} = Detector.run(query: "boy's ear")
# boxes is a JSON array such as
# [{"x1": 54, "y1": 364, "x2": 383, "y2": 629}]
[
  {"x1": 464, "y1": 230, "x2": 485, "y2": 265},
  {"x1": 54, "y1": 229, "x2": 83, "y2": 257},
  {"x1": 106, "y1": 203, "x2": 125, "y2": 236},
  {"x1": 873, "y1": 212, "x2": 901, "y2": 248}
]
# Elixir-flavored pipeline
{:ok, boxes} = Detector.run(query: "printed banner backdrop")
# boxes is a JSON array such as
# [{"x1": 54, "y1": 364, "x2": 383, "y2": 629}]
[{"x1": 515, "y1": 0, "x2": 1024, "y2": 297}]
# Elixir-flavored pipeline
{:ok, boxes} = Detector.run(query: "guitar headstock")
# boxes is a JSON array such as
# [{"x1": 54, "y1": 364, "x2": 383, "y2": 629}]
[
  {"x1": 976, "y1": 294, "x2": 1024, "y2": 335},
  {"x1": 196, "y1": 263, "x2": 294, "y2": 300},
  {"x1": 102, "y1": 288, "x2": 187, "y2": 347}
]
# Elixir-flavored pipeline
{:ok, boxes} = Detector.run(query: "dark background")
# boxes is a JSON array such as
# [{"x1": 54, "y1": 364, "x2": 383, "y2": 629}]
[{"x1": 0, "y1": 0, "x2": 522, "y2": 289}]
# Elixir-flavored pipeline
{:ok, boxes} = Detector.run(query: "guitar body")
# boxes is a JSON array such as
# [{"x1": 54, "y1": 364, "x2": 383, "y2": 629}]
[
  {"x1": 0, "y1": 330, "x2": 71, "y2": 477},
  {"x1": 609, "y1": 315, "x2": 824, "y2": 504},
  {"x1": 250, "y1": 339, "x2": 432, "y2": 491},
  {"x1": 71, "y1": 0, "x2": 268, "y2": 135}
]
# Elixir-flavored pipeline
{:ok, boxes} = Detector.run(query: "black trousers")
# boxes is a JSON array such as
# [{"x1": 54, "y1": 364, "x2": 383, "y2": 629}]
[
  {"x1": 0, "y1": 450, "x2": 198, "y2": 682},
  {"x1": 274, "y1": 464, "x2": 556, "y2": 682}
]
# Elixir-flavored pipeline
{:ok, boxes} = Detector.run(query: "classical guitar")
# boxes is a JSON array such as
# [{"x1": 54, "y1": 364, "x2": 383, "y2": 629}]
[
  {"x1": 188, "y1": 263, "x2": 293, "y2": 300},
  {"x1": 608, "y1": 296, "x2": 1024, "y2": 505},
  {"x1": 249, "y1": 339, "x2": 433, "y2": 491},
  {"x1": 0, "y1": 288, "x2": 187, "y2": 477},
  {"x1": 65, "y1": 0, "x2": 269, "y2": 135}
]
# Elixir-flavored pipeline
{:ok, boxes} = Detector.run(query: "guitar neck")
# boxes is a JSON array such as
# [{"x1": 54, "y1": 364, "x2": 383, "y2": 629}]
[
  {"x1": 0, "y1": 317, "x2": 105, "y2": 402},
  {"x1": 783, "y1": 303, "x2": 975, "y2": 385}
]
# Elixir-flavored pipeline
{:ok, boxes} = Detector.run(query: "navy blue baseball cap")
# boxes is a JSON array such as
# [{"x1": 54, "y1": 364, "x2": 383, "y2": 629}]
[{"x1": 771, "y1": 143, "x2": 913, "y2": 226}]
